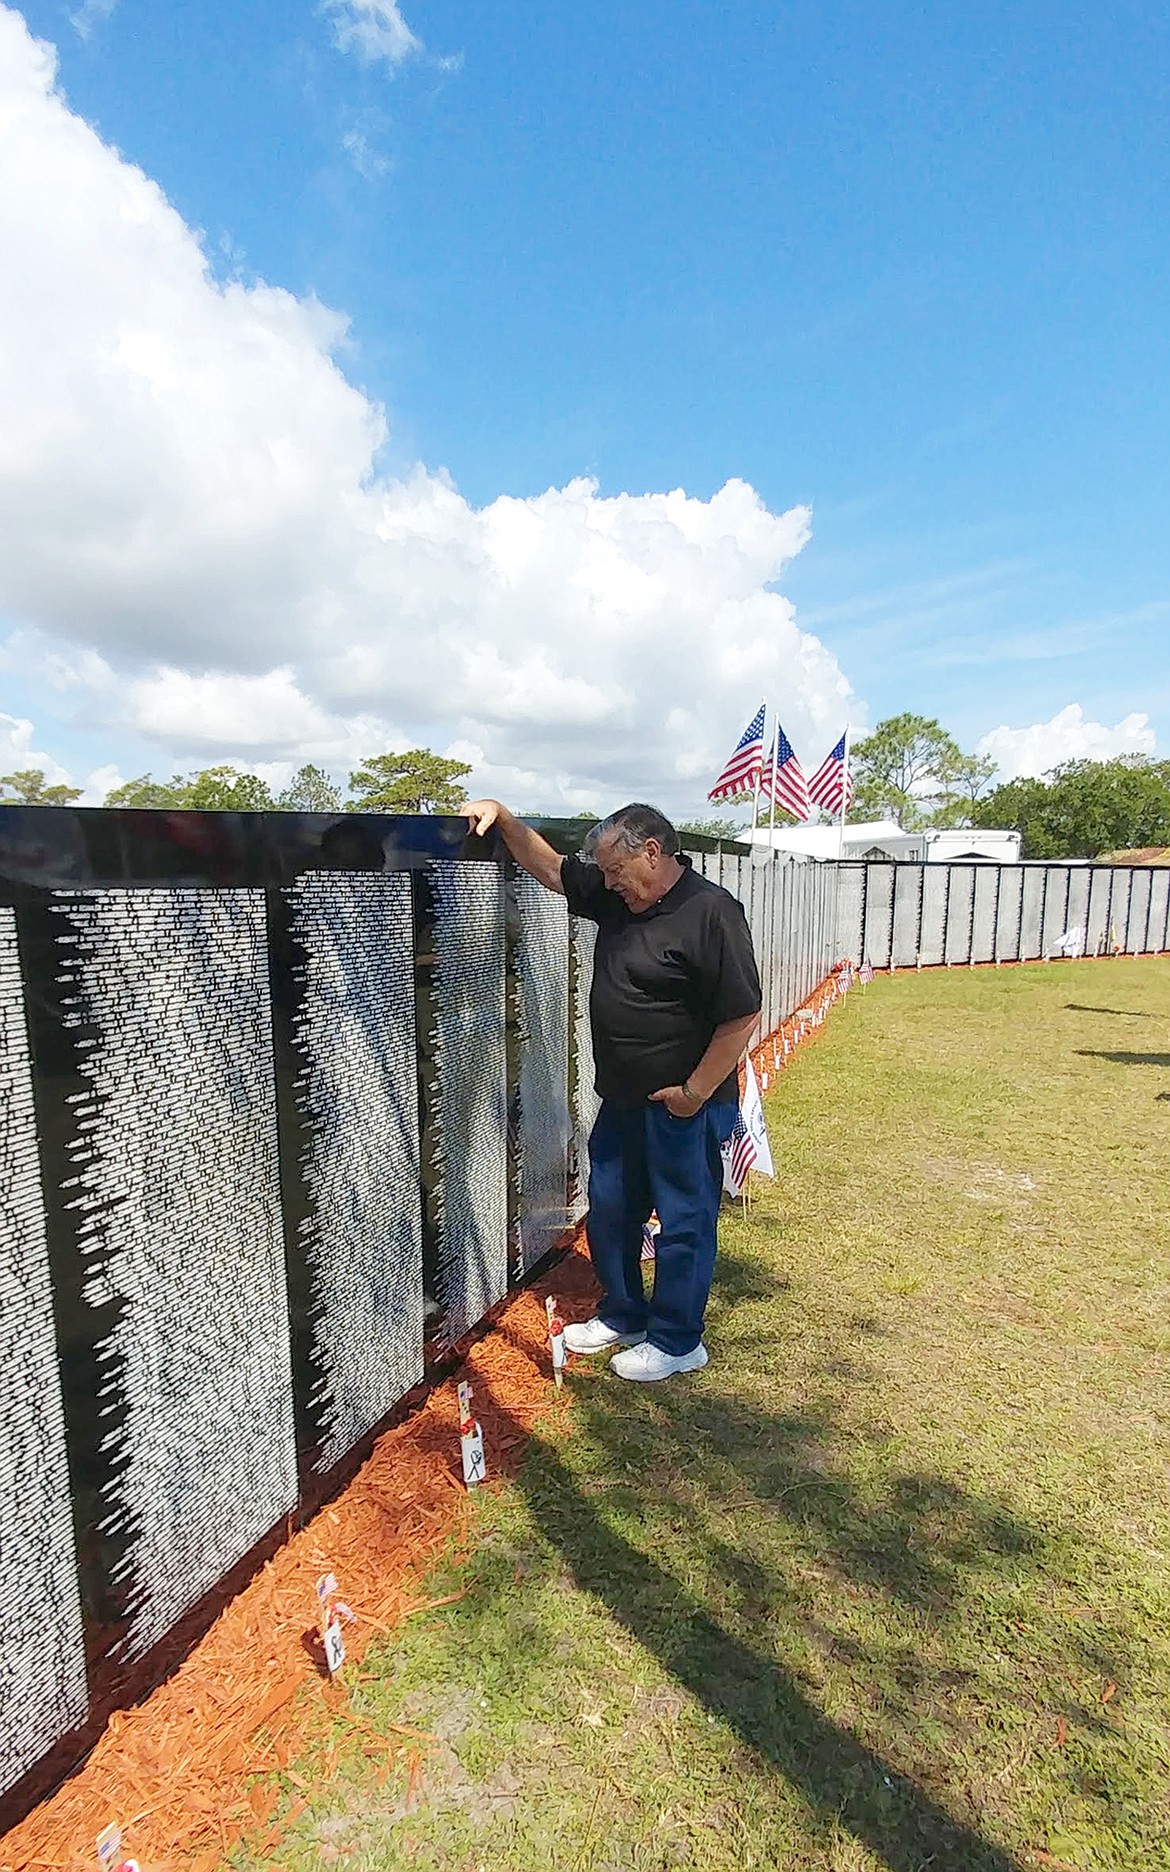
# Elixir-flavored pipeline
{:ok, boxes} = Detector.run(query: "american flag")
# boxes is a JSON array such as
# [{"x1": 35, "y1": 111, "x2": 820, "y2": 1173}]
[
  {"x1": 641, "y1": 1219, "x2": 658, "y2": 1262},
  {"x1": 721, "y1": 1109, "x2": 758, "y2": 1198},
  {"x1": 721, "y1": 1058, "x2": 773, "y2": 1197},
  {"x1": 807, "y1": 733, "x2": 854, "y2": 814},
  {"x1": 859, "y1": 960, "x2": 875, "y2": 984},
  {"x1": 708, "y1": 703, "x2": 766, "y2": 801},
  {"x1": 759, "y1": 724, "x2": 811, "y2": 822}
]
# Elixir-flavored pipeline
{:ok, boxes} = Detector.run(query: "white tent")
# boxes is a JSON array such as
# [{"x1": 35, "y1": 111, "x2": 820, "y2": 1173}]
[{"x1": 747, "y1": 819, "x2": 901, "y2": 861}]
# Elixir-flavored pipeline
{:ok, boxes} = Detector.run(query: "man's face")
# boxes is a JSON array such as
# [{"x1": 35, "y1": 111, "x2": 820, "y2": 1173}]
[{"x1": 594, "y1": 832, "x2": 665, "y2": 912}]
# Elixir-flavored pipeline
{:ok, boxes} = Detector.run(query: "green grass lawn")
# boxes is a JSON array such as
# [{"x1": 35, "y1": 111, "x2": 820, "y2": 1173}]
[{"x1": 234, "y1": 959, "x2": 1170, "y2": 1872}]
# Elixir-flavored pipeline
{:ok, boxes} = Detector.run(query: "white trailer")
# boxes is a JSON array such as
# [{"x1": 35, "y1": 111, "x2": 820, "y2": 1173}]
[{"x1": 859, "y1": 827, "x2": 1022, "y2": 864}]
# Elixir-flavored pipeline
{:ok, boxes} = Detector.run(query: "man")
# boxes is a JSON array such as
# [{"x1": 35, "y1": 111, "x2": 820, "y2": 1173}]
[{"x1": 462, "y1": 799, "x2": 761, "y2": 1382}]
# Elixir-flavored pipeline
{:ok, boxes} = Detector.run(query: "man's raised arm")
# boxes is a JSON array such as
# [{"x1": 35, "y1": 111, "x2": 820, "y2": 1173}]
[{"x1": 462, "y1": 800, "x2": 566, "y2": 895}]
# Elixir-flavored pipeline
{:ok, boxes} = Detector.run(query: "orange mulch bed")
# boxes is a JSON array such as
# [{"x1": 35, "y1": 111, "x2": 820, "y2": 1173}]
[
  {"x1": 3, "y1": 971, "x2": 849, "y2": 1872},
  {"x1": 1, "y1": 1241, "x2": 599, "y2": 1872},
  {"x1": 749, "y1": 968, "x2": 846, "y2": 1087}
]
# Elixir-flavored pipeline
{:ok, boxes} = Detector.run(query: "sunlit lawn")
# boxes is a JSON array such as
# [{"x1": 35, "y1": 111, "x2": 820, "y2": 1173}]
[{"x1": 234, "y1": 958, "x2": 1170, "y2": 1872}]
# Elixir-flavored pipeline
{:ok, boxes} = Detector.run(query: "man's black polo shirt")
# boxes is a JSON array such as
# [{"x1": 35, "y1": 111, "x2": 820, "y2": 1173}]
[{"x1": 561, "y1": 853, "x2": 761, "y2": 1106}]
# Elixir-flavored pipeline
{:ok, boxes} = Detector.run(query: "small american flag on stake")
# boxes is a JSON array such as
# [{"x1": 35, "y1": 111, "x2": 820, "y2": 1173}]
[
  {"x1": 808, "y1": 734, "x2": 854, "y2": 815},
  {"x1": 709, "y1": 703, "x2": 766, "y2": 801},
  {"x1": 722, "y1": 1109, "x2": 758, "y2": 1198},
  {"x1": 721, "y1": 1058, "x2": 774, "y2": 1198},
  {"x1": 759, "y1": 723, "x2": 811, "y2": 822}
]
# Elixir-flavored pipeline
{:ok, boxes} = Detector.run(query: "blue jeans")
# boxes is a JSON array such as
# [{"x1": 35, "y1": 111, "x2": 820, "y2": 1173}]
[{"x1": 586, "y1": 1098, "x2": 738, "y2": 1356}]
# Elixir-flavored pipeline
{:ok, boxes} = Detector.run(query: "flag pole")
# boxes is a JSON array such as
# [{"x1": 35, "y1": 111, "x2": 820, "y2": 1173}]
[
  {"x1": 749, "y1": 707, "x2": 765, "y2": 841},
  {"x1": 836, "y1": 725, "x2": 851, "y2": 863},
  {"x1": 767, "y1": 713, "x2": 780, "y2": 848}
]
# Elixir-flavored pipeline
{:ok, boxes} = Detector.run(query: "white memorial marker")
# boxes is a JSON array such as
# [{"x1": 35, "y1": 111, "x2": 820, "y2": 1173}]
[
  {"x1": 96, "y1": 1823, "x2": 139, "y2": 1872},
  {"x1": 546, "y1": 1296, "x2": 567, "y2": 1388},
  {"x1": 458, "y1": 1380, "x2": 486, "y2": 1489},
  {"x1": 316, "y1": 1570, "x2": 355, "y2": 1678}
]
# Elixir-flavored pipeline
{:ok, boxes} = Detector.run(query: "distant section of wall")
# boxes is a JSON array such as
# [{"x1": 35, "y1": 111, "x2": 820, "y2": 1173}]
[{"x1": 836, "y1": 861, "x2": 1170, "y2": 968}]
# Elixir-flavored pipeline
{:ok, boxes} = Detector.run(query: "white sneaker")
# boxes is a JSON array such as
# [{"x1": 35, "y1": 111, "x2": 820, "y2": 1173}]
[
  {"x1": 610, "y1": 1341, "x2": 709, "y2": 1382},
  {"x1": 562, "y1": 1317, "x2": 646, "y2": 1355}
]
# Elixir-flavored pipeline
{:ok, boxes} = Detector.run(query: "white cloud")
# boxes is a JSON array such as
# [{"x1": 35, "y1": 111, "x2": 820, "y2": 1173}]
[
  {"x1": 341, "y1": 126, "x2": 392, "y2": 179},
  {"x1": 0, "y1": 6, "x2": 856, "y2": 814},
  {"x1": 120, "y1": 665, "x2": 396, "y2": 757},
  {"x1": 0, "y1": 707, "x2": 72, "y2": 782},
  {"x1": 978, "y1": 705, "x2": 1156, "y2": 781},
  {"x1": 0, "y1": 706, "x2": 123, "y2": 803},
  {"x1": 323, "y1": 0, "x2": 420, "y2": 67},
  {"x1": 68, "y1": 0, "x2": 116, "y2": 42},
  {"x1": 79, "y1": 761, "x2": 124, "y2": 804}
]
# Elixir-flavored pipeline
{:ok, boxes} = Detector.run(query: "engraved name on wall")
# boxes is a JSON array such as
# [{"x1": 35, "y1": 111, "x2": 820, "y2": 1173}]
[{"x1": 53, "y1": 889, "x2": 297, "y2": 1658}]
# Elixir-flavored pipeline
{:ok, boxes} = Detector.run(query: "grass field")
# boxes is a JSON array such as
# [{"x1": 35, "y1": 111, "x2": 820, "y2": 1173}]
[{"x1": 233, "y1": 959, "x2": 1170, "y2": 1872}]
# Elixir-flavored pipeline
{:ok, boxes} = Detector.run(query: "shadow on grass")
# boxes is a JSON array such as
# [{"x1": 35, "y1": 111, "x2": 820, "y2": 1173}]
[
  {"x1": 265, "y1": 1181, "x2": 1167, "y2": 1872},
  {"x1": 1075, "y1": 1049, "x2": 1170, "y2": 1066},
  {"x1": 1064, "y1": 1004, "x2": 1150, "y2": 1018},
  {"x1": 418, "y1": 1256, "x2": 1032, "y2": 1866},
  {"x1": 423, "y1": 1243, "x2": 1146, "y2": 1871},
  {"x1": 500, "y1": 1395, "x2": 1033, "y2": 1871}
]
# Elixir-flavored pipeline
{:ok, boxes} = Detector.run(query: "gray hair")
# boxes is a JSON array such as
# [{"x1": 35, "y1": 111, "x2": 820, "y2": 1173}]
[{"x1": 584, "y1": 802, "x2": 680, "y2": 859}]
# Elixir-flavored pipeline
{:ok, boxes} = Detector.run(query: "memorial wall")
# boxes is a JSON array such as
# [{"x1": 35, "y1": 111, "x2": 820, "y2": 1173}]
[
  {"x1": 0, "y1": 805, "x2": 596, "y2": 1821},
  {"x1": 838, "y1": 859, "x2": 1170, "y2": 970}
]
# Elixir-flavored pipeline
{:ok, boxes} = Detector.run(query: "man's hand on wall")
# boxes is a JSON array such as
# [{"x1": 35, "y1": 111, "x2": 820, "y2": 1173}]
[
  {"x1": 462, "y1": 801, "x2": 566, "y2": 894},
  {"x1": 463, "y1": 799, "x2": 502, "y2": 837}
]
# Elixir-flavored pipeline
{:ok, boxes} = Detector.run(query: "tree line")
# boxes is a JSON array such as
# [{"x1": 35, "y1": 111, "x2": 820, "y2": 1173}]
[
  {"x1": 848, "y1": 715, "x2": 1170, "y2": 859},
  {"x1": 4, "y1": 715, "x2": 1168, "y2": 858},
  {"x1": 0, "y1": 755, "x2": 759, "y2": 843},
  {"x1": 969, "y1": 757, "x2": 1170, "y2": 860},
  {"x1": 0, "y1": 751, "x2": 475, "y2": 815},
  {"x1": 851, "y1": 716, "x2": 1170, "y2": 859}
]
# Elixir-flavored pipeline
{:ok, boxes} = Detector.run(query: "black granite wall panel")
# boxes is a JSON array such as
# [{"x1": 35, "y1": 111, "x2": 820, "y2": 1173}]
[
  {"x1": 285, "y1": 873, "x2": 423, "y2": 1474},
  {"x1": 569, "y1": 916, "x2": 600, "y2": 1223},
  {"x1": 514, "y1": 873, "x2": 571, "y2": 1272},
  {"x1": 50, "y1": 887, "x2": 297, "y2": 1662},
  {"x1": 0, "y1": 806, "x2": 594, "y2": 1820},
  {"x1": 0, "y1": 912, "x2": 89, "y2": 1798},
  {"x1": 427, "y1": 860, "x2": 508, "y2": 1346}
]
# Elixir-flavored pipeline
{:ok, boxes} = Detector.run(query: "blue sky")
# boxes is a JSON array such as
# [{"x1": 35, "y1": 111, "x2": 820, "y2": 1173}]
[{"x1": 1, "y1": 0, "x2": 1167, "y2": 807}]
